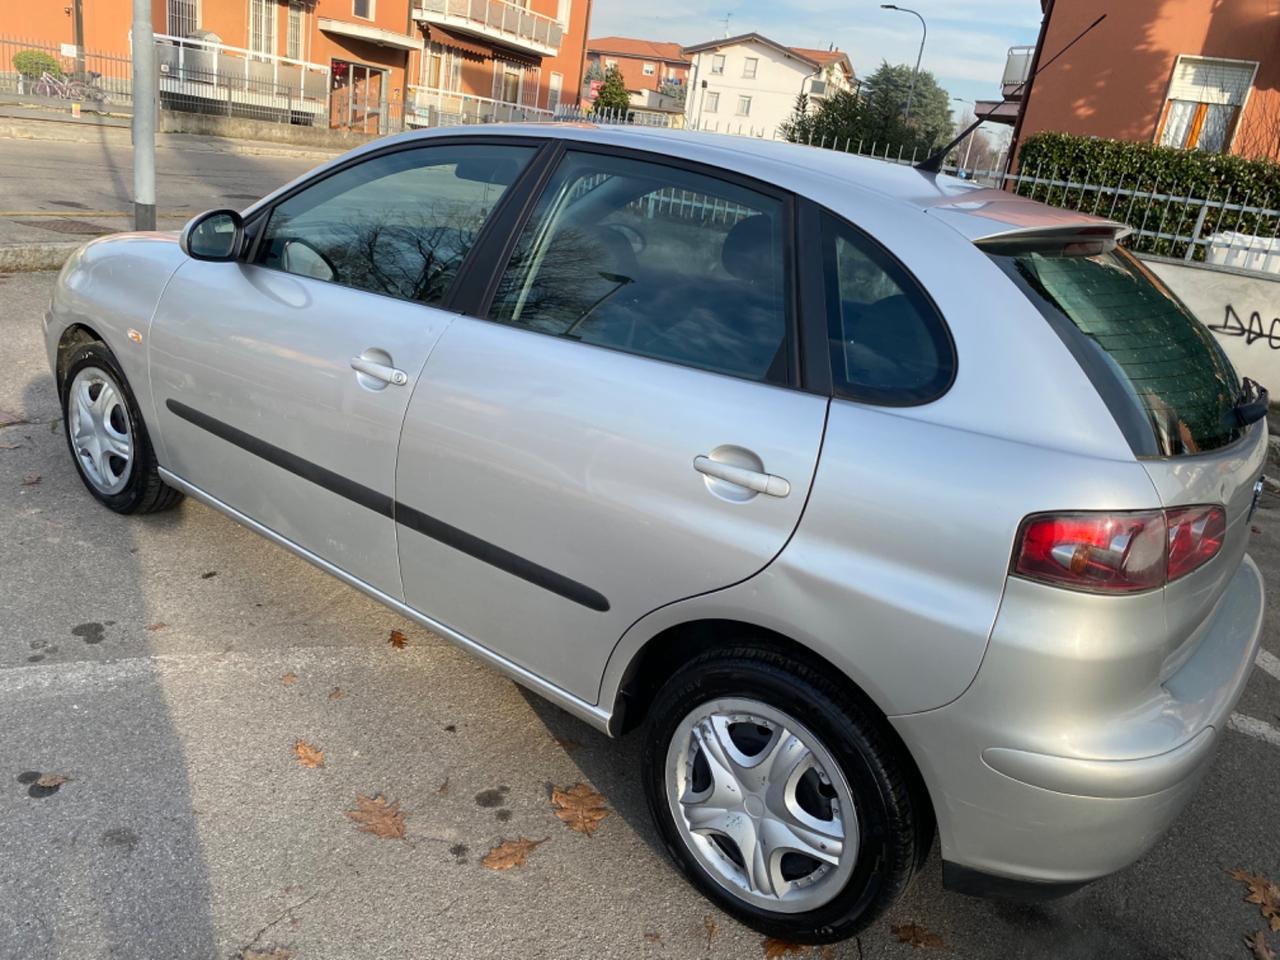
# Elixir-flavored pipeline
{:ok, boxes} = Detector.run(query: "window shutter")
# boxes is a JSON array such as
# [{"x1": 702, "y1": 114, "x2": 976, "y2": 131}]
[{"x1": 1167, "y1": 56, "x2": 1254, "y2": 106}]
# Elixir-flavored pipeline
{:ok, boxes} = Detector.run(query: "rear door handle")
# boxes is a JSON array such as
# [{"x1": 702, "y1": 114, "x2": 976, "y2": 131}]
[
  {"x1": 350, "y1": 356, "x2": 408, "y2": 386},
  {"x1": 694, "y1": 455, "x2": 791, "y2": 498}
]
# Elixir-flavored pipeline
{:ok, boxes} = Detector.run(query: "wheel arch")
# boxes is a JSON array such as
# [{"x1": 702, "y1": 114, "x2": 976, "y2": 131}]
[{"x1": 55, "y1": 323, "x2": 108, "y2": 393}]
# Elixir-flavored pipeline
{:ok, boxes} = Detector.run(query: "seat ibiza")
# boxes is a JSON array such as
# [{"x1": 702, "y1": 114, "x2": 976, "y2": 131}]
[{"x1": 44, "y1": 124, "x2": 1267, "y2": 943}]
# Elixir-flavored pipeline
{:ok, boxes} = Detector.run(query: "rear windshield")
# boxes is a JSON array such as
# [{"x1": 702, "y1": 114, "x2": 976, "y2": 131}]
[{"x1": 990, "y1": 246, "x2": 1243, "y2": 457}]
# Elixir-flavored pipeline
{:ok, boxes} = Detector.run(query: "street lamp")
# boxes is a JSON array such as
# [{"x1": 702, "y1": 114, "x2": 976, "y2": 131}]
[{"x1": 881, "y1": 4, "x2": 926, "y2": 124}]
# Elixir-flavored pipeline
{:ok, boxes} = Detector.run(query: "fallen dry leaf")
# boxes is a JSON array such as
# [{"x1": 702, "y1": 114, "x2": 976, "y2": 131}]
[
  {"x1": 0, "y1": 442, "x2": 19, "y2": 450},
  {"x1": 481, "y1": 836, "x2": 546, "y2": 870},
  {"x1": 1229, "y1": 869, "x2": 1280, "y2": 932},
  {"x1": 763, "y1": 939, "x2": 809, "y2": 959},
  {"x1": 1247, "y1": 931, "x2": 1277, "y2": 960},
  {"x1": 293, "y1": 740, "x2": 324, "y2": 769},
  {"x1": 144, "y1": 622, "x2": 167, "y2": 632},
  {"x1": 388, "y1": 629, "x2": 408, "y2": 649},
  {"x1": 328, "y1": 687, "x2": 343, "y2": 700},
  {"x1": 21, "y1": 474, "x2": 41, "y2": 486},
  {"x1": 704, "y1": 916, "x2": 719, "y2": 950},
  {"x1": 436, "y1": 777, "x2": 449, "y2": 796},
  {"x1": 241, "y1": 949, "x2": 292, "y2": 960},
  {"x1": 345, "y1": 794, "x2": 406, "y2": 840},
  {"x1": 643, "y1": 932, "x2": 662, "y2": 943},
  {"x1": 35, "y1": 773, "x2": 70, "y2": 788},
  {"x1": 891, "y1": 924, "x2": 946, "y2": 949},
  {"x1": 280, "y1": 673, "x2": 298, "y2": 686},
  {"x1": 551, "y1": 783, "x2": 611, "y2": 837},
  {"x1": 0, "y1": 410, "x2": 28, "y2": 428}
]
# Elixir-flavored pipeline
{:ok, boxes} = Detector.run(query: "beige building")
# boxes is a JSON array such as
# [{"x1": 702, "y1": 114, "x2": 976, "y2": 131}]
[{"x1": 682, "y1": 33, "x2": 853, "y2": 139}]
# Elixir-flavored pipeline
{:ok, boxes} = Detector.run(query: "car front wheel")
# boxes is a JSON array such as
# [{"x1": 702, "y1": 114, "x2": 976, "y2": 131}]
[{"x1": 641, "y1": 645, "x2": 928, "y2": 943}]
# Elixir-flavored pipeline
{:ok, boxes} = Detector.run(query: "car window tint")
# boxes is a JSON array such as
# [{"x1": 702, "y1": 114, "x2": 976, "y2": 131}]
[
  {"x1": 823, "y1": 215, "x2": 953, "y2": 404},
  {"x1": 489, "y1": 151, "x2": 790, "y2": 384},
  {"x1": 256, "y1": 143, "x2": 534, "y2": 305}
]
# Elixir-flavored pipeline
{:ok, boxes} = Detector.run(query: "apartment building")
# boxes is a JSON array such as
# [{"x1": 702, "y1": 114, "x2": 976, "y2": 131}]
[
  {"x1": 682, "y1": 33, "x2": 853, "y2": 139},
  {"x1": 586, "y1": 35, "x2": 688, "y2": 121},
  {"x1": 984, "y1": 0, "x2": 1280, "y2": 161},
  {"x1": 5, "y1": 0, "x2": 591, "y2": 131}
]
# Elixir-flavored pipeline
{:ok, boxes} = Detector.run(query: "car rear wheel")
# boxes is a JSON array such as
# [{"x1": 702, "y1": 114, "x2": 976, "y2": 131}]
[
  {"x1": 61, "y1": 342, "x2": 182, "y2": 514},
  {"x1": 641, "y1": 645, "x2": 927, "y2": 943}
]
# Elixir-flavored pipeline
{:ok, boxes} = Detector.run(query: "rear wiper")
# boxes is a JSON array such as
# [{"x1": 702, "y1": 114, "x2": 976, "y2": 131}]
[{"x1": 1235, "y1": 377, "x2": 1269, "y2": 427}]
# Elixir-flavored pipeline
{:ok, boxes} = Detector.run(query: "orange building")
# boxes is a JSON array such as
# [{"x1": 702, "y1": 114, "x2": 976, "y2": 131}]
[
  {"x1": 999, "y1": 0, "x2": 1280, "y2": 161},
  {"x1": 4, "y1": 0, "x2": 591, "y2": 130},
  {"x1": 587, "y1": 36, "x2": 690, "y2": 96}
]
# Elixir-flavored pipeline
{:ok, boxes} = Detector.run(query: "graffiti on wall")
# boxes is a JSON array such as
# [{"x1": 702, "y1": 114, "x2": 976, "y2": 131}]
[{"x1": 1208, "y1": 305, "x2": 1280, "y2": 350}]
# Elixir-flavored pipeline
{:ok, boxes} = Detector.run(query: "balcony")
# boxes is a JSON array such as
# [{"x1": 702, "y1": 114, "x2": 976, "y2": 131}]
[
  {"x1": 153, "y1": 33, "x2": 330, "y2": 120},
  {"x1": 412, "y1": 0, "x2": 563, "y2": 58},
  {"x1": 1002, "y1": 45, "x2": 1034, "y2": 97},
  {"x1": 406, "y1": 85, "x2": 555, "y2": 125}
]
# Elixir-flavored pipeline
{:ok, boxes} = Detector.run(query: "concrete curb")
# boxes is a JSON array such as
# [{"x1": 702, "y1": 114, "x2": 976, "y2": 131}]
[{"x1": 0, "y1": 241, "x2": 81, "y2": 273}]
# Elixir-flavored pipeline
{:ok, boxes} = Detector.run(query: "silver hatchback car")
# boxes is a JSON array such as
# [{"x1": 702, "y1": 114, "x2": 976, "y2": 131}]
[{"x1": 45, "y1": 125, "x2": 1267, "y2": 943}]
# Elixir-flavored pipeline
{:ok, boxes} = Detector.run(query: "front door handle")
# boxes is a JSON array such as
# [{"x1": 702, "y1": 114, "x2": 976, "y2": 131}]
[
  {"x1": 694, "y1": 455, "x2": 791, "y2": 498},
  {"x1": 350, "y1": 355, "x2": 408, "y2": 386}
]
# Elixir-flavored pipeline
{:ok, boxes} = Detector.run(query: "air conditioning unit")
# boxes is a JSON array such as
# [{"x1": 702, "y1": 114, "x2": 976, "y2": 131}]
[{"x1": 809, "y1": 80, "x2": 828, "y2": 98}]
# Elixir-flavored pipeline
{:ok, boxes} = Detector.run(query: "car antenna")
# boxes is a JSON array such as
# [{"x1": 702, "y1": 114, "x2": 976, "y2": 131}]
[{"x1": 914, "y1": 13, "x2": 1107, "y2": 174}]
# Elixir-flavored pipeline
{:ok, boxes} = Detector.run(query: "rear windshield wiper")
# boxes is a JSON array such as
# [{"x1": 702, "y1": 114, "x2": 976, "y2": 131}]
[{"x1": 1235, "y1": 377, "x2": 1269, "y2": 427}]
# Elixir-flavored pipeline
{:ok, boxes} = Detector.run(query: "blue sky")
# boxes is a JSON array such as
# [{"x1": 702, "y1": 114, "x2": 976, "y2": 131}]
[{"x1": 587, "y1": 0, "x2": 1044, "y2": 111}]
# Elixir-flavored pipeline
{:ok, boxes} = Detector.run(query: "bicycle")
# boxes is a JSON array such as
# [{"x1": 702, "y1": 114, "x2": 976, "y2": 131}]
[{"x1": 32, "y1": 70, "x2": 109, "y2": 105}]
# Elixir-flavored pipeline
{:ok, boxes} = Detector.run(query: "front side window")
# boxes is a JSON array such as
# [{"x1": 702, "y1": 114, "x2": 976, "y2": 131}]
[
  {"x1": 711, "y1": 54, "x2": 725, "y2": 74},
  {"x1": 490, "y1": 151, "x2": 791, "y2": 384},
  {"x1": 353, "y1": 0, "x2": 374, "y2": 19},
  {"x1": 256, "y1": 143, "x2": 535, "y2": 305},
  {"x1": 167, "y1": 0, "x2": 198, "y2": 38},
  {"x1": 705, "y1": 91, "x2": 719, "y2": 113},
  {"x1": 823, "y1": 215, "x2": 953, "y2": 404},
  {"x1": 643, "y1": 62, "x2": 655, "y2": 76},
  {"x1": 743, "y1": 57, "x2": 758, "y2": 78},
  {"x1": 249, "y1": 0, "x2": 275, "y2": 56},
  {"x1": 737, "y1": 95, "x2": 751, "y2": 116},
  {"x1": 1157, "y1": 55, "x2": 1255, "y2": 153},
  {"x1": 286, "y1": 1, "x2": 304, "y2": 60}
]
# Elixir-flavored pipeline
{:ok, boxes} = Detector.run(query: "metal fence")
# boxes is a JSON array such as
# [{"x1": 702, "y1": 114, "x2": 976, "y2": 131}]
[{"x1": 0, "y1": 35, "x2": 132, "y2": 114}]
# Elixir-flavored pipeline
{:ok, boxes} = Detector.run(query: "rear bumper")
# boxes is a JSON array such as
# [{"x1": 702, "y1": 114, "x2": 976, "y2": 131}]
[{"x1": 893, "y1": 553, "x2": 1264, "y2": 887}]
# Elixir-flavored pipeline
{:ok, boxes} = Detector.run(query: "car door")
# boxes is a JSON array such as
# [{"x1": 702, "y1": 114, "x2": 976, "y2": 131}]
[
  {"x1": 148, "y1": 139, "x2": 539, "y2": 598},
  {"x1": 395, "y1": 146, "x2": 830, "y2": 703}
]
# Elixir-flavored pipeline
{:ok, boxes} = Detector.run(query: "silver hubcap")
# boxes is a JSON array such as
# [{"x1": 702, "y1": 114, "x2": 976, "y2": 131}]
[
  {"x1": 67, "y1": 367, "x2": 133, "y2": 495},
  {"x1": 665, "y1": 697, "x2": 858, "y2": 914}
]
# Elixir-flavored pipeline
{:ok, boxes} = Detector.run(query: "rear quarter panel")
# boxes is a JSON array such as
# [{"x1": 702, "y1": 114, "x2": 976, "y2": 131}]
[{"x1": 46, "y1": 234, "x2": 186, "y2": 459}]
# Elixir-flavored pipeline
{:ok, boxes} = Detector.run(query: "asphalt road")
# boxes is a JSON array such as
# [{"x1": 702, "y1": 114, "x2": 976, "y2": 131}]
[
  {"x1": 0, "y1": 133, "x2": 324, "y2": 247},
  {"x1": 2, "y1": 268, "x2": 1279, "y2": 960}
]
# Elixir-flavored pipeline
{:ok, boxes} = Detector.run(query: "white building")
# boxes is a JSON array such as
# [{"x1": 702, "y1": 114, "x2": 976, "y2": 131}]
[{"x1": 682, "y1": 33, "x2": 855, "y2": 139}]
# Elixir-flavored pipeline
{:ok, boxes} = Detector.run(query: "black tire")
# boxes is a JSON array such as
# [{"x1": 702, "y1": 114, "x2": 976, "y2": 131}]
[
  {"x1": 641, "y1": 645, "x2": 929, "y2": 944},
  {"x1": 60, "y1": 341, "x2": 183, "y2": 515}
]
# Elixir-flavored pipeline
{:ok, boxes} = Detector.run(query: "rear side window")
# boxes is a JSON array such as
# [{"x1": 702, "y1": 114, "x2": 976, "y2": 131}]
[
  {"x1": 489, "y1": 151, "x2": 790, "y2": 384},
  {"x1": 821, "y1": 215, "x2": 954, "y2": 404},
  {"x1": 991, "y1": 247, "x2": 1242, "y2": 456}
]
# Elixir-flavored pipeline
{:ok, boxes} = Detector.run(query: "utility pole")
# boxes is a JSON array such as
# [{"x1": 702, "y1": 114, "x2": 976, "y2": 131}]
[
  {"x1": 71, "y1": 0, "x2": 86, "y2": 77},
  {"x1": 131, "y1": 0, "x2": 156, "y2": 231}
]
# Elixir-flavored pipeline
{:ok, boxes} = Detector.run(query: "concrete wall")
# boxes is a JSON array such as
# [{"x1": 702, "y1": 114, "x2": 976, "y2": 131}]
[{"x1": 1141, "y1": 254, "x2": 1280, "y2": 398}]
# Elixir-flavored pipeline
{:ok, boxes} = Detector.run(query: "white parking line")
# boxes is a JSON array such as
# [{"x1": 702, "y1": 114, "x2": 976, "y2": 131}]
[
  {"x1": 1228, "y1": 713, "x2": 1280, "y2": 749},
  {"x1": 1257, "y1": 649, "x2": 1280, "y2": 684}
]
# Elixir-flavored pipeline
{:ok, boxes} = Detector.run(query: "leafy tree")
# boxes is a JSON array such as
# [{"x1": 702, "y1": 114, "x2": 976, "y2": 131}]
[
  {"x1": 593, "y1": 66, "x2": 631, "y2": 117},
  {"x1": 781, "y1": 61, "x2": 954, "y2": 160},
  {"x1": 585, "y1": 60, "x2": 605, "y2": 82}
]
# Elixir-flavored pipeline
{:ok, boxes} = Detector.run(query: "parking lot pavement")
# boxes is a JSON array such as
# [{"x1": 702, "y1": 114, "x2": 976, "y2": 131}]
[{"x1": 2, "y1": 267, "x2": 1279, "y2": 960}]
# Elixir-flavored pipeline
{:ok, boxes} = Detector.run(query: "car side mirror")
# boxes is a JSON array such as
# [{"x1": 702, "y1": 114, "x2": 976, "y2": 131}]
[{"x1": 180, "y1": 209, "x2": 245, "y2": 262}]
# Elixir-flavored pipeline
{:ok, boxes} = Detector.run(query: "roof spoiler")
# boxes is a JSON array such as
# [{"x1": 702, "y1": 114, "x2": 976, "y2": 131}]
[{"x1": 973, "y1": 222, "x2": 1132, "y2": 255}]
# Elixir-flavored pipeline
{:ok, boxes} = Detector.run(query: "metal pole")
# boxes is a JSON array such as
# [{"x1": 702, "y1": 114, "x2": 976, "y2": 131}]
[
  {"x1": 882, "y1": 5, "x2": 926, "y2": 123},
  {"x1": 131, "y1": 0, "x2": 156, "y2": 231},
  {"x1": 72, "y1": 0, "x2": 86, "y2": 77}
]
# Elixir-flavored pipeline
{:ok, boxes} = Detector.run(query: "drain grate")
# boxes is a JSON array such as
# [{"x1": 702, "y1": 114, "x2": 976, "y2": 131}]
[{"x1": 11, "y1": 218, "x2": 113, "y2": 236}]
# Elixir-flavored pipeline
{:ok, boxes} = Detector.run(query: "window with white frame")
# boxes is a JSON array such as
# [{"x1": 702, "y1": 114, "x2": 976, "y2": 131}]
[
  {"x1": 704, "y1": 91, "x2": 719, "y2": 113},
  {"x1": 643, "y1": 62, "x2": 655, "y2": 76},
  {"x1": 287, "y1": 1, "x2": 304, "y2": 60},
  {"x1": 424, "y1": 42, "x2": 461, "y2": 91},
  {"x1": 742, "y1": 57, "x2": 758, "y2": 79},
  {"x1": 736, "y1": 95, "x2": 751, "y2": 116},
  {"x1": 1157, "y1": 55, "x2": 1256, "y2": 153},
  {"x1": 167, "y1": 0, "x2": 199, "y2": 38},
  {"x1": 249, "y1": 0, "x2": 275, "y2": 56},
  {"x1": 556, "y1": 0, "x2": 570, "y2": 25},
  {"x1": 353, "y1": 0, "x2": 374, "y2": 20},
  {"x1": 711, "y1": 53, "x2": 725, "y2": 74},
  {"x1": 605, "y1": 58, "x2": 617, "y2": 69},
  {"x1": 548, "y1": 71, "x2": 563, "y2": 113}
]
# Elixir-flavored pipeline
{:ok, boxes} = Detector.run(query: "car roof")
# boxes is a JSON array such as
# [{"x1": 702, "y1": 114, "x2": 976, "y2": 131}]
[{"x1": 390, "y1": 123, "x2": 1122, "y2": 244}]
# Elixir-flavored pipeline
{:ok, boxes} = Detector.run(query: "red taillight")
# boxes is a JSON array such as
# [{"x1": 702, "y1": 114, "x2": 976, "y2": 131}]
[
  {"x1": 1166, "y1": 505, "x2": 1226, "y2": 581},
  {"x1": 1014, "y1": 506, "x2": 1226, "y2": 593}
]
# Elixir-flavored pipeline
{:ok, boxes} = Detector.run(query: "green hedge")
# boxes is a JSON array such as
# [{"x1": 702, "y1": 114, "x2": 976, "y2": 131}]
[
  {"x1": 13, "y1": 49, "x2": 62, "y2": 80},
  {"x1": 1017, "y1": 132, "x2": 1280, "y2": 258}
]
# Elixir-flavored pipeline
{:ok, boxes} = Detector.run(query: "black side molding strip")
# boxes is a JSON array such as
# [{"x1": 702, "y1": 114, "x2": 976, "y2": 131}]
[{"x1": 165, "y1": 399, "x2": 609, "y2": 613}]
